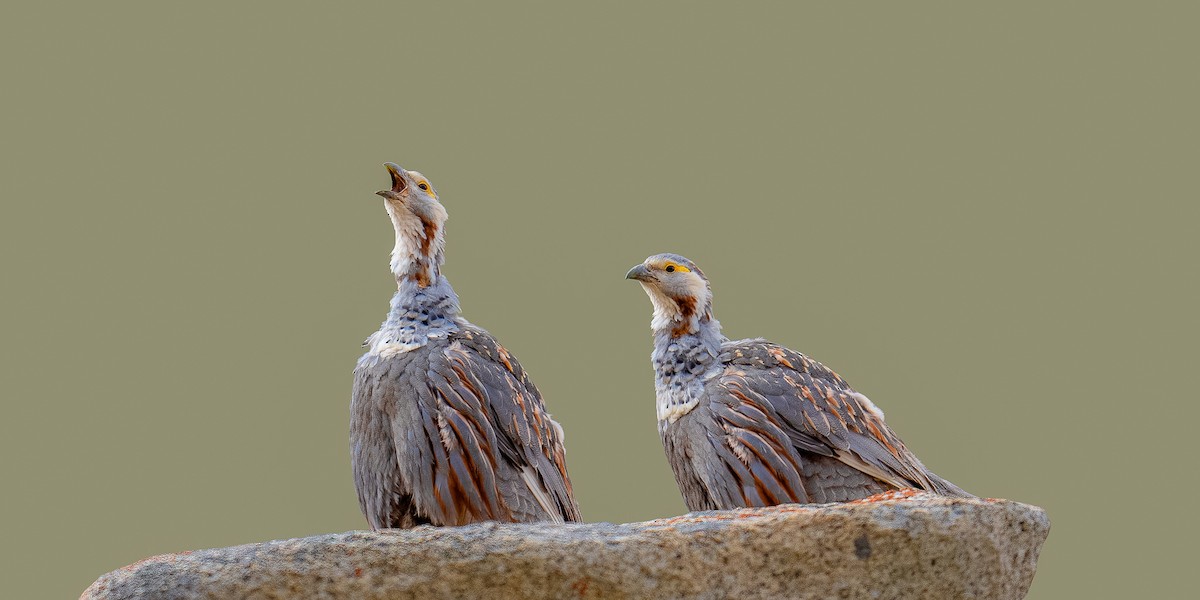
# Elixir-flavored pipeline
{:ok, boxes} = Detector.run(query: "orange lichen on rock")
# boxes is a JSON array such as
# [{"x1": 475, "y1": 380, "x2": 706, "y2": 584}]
[
  {"x1": 645, "y1": 504, "x2": 818, "y2": 528},
  {"x1": 648, "y1": 490, "x2": 935, "y2": 528},
  {"x1": 81, "y1": 495, "x2": 1051, "y2": 600},
  {"x1": 847, "y1": 488, "x2": 925, "y2": 504}
]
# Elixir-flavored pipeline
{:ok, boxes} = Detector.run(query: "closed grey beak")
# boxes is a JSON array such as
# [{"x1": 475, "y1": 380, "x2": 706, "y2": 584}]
[{"x1": 625, "y1": 264, "x2": 652, "y2": 282}]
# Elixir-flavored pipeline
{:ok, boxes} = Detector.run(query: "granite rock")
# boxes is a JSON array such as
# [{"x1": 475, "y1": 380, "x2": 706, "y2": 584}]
[{"x1": 82, "y1": 492, "x2": 1049, "y2": 600}]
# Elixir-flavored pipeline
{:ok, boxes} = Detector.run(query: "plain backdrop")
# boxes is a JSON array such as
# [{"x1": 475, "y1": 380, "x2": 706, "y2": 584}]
[{"x1": 2, "y1": 3, "x2": 1197, "y2": 599}]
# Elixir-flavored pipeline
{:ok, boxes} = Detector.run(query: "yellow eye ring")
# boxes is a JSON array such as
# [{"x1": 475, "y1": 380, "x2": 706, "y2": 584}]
[
  {"x1": 663, "y1": 263, "x2": 691, "y2": 273},
  {"x1": 417, "y1": 182, "x2": 429, "y2": 191}
]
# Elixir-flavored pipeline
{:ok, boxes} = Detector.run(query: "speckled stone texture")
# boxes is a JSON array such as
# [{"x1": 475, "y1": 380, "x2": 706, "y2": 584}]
[{"x1": 81, "y1": 492, "x2": 1049, "y2": 600}]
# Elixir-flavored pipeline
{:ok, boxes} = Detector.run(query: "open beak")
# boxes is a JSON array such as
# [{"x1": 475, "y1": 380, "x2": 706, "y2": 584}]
[
  {"x1": 625, "y1": 264, "x2": 653, "y2": 282},
  {"x1": 377, "y1": 162, "x2": 408, "y2": 199}
]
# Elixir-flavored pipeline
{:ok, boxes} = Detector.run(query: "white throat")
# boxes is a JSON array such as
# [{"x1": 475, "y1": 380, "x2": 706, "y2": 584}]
[
  {"x1": 641, "y1": 283, "x2": 693, "y2": 333},
  {"x1": 386, "y1": 203, "x2": 432, "y2": 276}
]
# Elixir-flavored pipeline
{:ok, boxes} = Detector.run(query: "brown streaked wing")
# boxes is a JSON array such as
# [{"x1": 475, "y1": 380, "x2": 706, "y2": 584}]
[
  {"x1": 705, "y1": 394, "x2": 811, "y2": 506},
  {"x1": 437, "y1": 326, "x2": 582, "y2": 522},
  {"x1": 424, "y1": 349, "x2": 511, "y2": 525},
  {"x1": 718, "y1": 340, "x2": 947, "y2": 492}
]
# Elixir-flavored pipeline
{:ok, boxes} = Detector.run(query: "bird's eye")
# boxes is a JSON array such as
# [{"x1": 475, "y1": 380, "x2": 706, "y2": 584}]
[
  {"x1": 665, "y1": 265, "x2": 676, "y2": 272},
  {"x1": 418, "y1": 182, "x2": 429, "y2": 191}
]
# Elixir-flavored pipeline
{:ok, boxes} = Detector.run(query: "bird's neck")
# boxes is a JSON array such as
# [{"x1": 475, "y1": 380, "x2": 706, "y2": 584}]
[
  {"x1": 388, "y1": 275, "x2": 461, "y2": 323},
  {"x1": 365, "y1": 277, "x2": 462, "y2": 357},
  {"x1": 651, "y1": 315, "x2": 726, "y2": 424},
  {"x1": 652, "y1": 320, "x2": 726, "y2": 380},
  {"x1": 387, "y1": 203, "x2": 446, "y2": 289},
  {"x1": 364, "y1": 203, "x2": 458, "y2": 357},
  {"x1": 649, "y1": 291, "x2": 720, "y2": 339}
]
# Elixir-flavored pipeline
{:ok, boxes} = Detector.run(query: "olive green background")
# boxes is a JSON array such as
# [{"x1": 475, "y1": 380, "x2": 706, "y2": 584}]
[{"x1": 1, "y1": 2, "x2": 1196, "y2": 598}]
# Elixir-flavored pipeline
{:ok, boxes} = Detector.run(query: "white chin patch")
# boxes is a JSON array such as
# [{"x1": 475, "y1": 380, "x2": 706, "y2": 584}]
[
  {"x1": 643, "y1": 285, "x2": 681, "y2": 330},
  {"x1": 385, "y1": 202, "x2": 429, "y2": 272}
]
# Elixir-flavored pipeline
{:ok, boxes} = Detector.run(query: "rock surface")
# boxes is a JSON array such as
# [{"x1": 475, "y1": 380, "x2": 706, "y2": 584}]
[{"x1": 82, "y1": 492, "x2": 1049, "y2": 600}]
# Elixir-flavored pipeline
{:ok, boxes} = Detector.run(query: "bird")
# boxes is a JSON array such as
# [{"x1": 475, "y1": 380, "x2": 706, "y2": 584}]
[
  {"x1": 625, "y1": 253, "x2": 970, "y2": 510},
  {"x1": 350, "y1": 163, "x2": 581, "y2": 529}
]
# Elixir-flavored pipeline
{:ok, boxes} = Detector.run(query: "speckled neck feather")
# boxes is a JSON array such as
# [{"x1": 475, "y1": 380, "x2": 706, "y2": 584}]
[
  {"x1": 651, "y1": 306, "x2": 727, "y2": 423},
  {"x1": 365, "y1": 278, "x2": 462, "y2": 356}
]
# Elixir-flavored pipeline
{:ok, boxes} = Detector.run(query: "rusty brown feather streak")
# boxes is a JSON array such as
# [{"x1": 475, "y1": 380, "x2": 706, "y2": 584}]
[
  {"x1": 720, "y1": 391, "x2": 807, "y2": 505},
  {"x1": 455, "y1": 330, "x2": 578, "y2": 521},
  {"x1": 670, "y1": 296, "x2": 698, "y2": 337},
  {"x1": 439, "y1": 360, "x2": 503, "y2": 521},
  {"x1": 408, "y1": 217, "x2": 439, "y2": 288},
  {"x1": 393, "y1": 214, "x2": 439, "y2": 288}
]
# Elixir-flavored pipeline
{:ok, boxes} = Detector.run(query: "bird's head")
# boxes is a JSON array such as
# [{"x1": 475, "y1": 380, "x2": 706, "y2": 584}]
[
  {"x1": 626, "y1": 253, "x2": 715, "y2": 337},
  {"x1": 376, "y1": 162, "x2": 447, "y2": 226},
  {"x1": 375, "y1": 162, "x2": 448, "y2": 286}
]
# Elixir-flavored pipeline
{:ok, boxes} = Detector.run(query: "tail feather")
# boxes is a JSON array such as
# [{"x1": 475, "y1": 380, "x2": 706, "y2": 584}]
[{"x1": 928, "y1": 472, "x2": 973, "y2": 497}]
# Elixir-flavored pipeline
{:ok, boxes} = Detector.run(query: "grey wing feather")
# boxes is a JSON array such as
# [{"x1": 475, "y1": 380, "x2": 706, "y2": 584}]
[
  {"x1": 711, "y1": 340, "x2": 970, "y2": 501},
  {"x1": 351, "y1": 326, "x2": 580, "y2": 529},
  {"x1": 706, "y1": 395, "x2": 811, "y2": 505},
  {"x1": 660, "y1": 417, "x2": 722, "y2": 511},
  {"x1": 445, "y1": 326, "x2": 581, "y2": 523},
  {"x1": 662, "y1": 388, "x2": 810, "y2": 511},
  {"x1": 351, "y1": 348, "x2": 435, "y2": 529}
]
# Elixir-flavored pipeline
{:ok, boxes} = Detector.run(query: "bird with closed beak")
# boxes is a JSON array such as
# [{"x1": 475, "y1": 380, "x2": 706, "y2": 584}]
[
  {"x1": 626, "y1": 253, "x2": 970, "y2": 510},
  {"x1": 350, "y1": 163, "x2": 581, "y2": 529}
]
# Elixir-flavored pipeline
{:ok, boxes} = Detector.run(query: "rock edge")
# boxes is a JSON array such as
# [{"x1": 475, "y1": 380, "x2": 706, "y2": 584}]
[{"x1": 82, "y1": 493, "x2": 1049, "y2": 600}]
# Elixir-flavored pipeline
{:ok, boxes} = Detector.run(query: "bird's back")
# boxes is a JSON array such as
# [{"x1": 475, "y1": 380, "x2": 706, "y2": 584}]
[
  {"x1": 661, "y1": 338, "x2": 969, "y2": 511},
  {"x1": 351, "y1": 326, "x2": 580, "y2": 529}
]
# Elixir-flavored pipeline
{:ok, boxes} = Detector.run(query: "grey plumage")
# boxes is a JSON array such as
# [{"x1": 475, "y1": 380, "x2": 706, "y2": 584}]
[
  {"x1": 628, "y1": 253, "x2": 970, "y2": 511},
  {"x1": 351, "y1": 163, "x2": 579, "y2": 529}
]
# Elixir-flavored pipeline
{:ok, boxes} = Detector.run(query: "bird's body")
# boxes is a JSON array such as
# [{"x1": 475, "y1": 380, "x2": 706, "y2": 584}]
[
  {"x1": 351, "y1": 164, "x2": 579, "y2": 529},
  {"x1": 628, "y1": 253, "x2": 969, "y2": 511}
]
